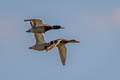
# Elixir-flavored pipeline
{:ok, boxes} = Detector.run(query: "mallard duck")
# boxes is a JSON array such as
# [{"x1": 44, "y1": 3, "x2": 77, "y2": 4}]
[
  {"x1": 24, "y1": 19, "x2": 64, "y2": 33},
  {"x1": 24, "y1": 18, "x2": 80, "y2": 65},
  {"x1": 47, "y1": 38, "x2": 80, "y2": 65},
  {"x1": 24, "y1": 19, "x2": 49, "y2": 51}
]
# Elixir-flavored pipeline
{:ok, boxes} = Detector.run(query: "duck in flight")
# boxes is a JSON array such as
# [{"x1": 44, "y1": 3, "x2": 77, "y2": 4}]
[
  {"x1": 24, "y1": 18, "x2": 80, "y2": 65},
  {"x1": 24, "y1": 19, "x2": 64, "y2": 33},
  {"x1": 47, "y1": 38, "x2": 80, "y2": 65},
  {"x1": 29, "y1": 38, "x2": 80, "y2": 65},
  {"x1": 24, "y1": 18, "x2": 49, "y2": 51}
]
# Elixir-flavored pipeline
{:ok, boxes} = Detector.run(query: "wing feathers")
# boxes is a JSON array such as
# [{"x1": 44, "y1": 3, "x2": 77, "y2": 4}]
[
  {"x1": 57, "y1": 44, "x2": 67, "y2": 65},
  {"x1": 31, "y1": 19, "x2": 43, "y2": 27},
  {"x1": 26, "y1": 19, "x2": 45, "y2": 44},
  {"x1": 34, "y1": 33, "x2": 45, "y2": 44}
]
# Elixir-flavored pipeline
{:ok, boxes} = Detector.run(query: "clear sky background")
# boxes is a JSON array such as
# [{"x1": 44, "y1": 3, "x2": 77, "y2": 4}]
[{"x1": 0, "y1": 0, "x2": 120, "y2": 80}]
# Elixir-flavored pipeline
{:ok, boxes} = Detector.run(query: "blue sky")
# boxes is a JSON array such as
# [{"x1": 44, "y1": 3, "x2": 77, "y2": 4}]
[{"x1": 0, "y1": 0, "x2": 120, "y2": 80}]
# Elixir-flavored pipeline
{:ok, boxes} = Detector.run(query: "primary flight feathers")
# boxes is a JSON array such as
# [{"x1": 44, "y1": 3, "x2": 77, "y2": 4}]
[{"x1": 24, "y1": 18, "x2": 80, "y2": 65}]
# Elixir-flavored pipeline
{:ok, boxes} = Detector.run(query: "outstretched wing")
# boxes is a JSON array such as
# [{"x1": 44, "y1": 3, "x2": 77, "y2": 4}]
[
  {"x1": 34, "y1": 33, "x2": 45, "y2": 44},
  {"x1": 30, "y1": 19, "x2": 43, "y2": 27},
  {"x1": 24, "y1": 19, "x2": 44, "y2": 28},
  {"x1": 57, "y1": 44, "x2": 67, "y2": 65},
  {"x1": 24, "y1": 19, "x2": 46, "y2": 43}
]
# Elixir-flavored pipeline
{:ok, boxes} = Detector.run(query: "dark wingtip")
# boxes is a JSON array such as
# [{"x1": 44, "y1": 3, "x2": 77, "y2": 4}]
[{"x1": 63, "y1": 64, "x2": 66, "y2": 66}]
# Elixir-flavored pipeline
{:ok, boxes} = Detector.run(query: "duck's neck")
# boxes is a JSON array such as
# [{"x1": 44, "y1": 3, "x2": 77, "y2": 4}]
[{"x1": 45, "y1": 26, "x2": 52, "y2": 31}]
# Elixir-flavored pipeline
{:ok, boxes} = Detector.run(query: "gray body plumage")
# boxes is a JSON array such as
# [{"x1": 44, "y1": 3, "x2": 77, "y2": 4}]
[
  {"x1": 28, "y1": 27, "x2": 46, "y2": 33},
  {"x1": 24, "y1": 19, "x2": 49, "y2": 51},
  {"x1": 30, "y1": 43, "x2": 49, "y2": 51}
]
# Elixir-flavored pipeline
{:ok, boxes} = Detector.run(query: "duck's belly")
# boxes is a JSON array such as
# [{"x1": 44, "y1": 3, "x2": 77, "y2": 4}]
[
  {"x1": 34, "y1": 45, "x2": 46, "y2": 51},
  {"x1": 31, "y1": 28, "x2": 45, "y2": 33}
]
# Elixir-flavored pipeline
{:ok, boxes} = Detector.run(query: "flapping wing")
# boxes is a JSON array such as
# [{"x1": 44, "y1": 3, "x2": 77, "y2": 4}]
[
  {"x1": 57, "y1": 44, "x2": 67, "y2": 65},
  {"x1": 34, "y1": 33, "x2": 45, "y2": 44},
  {"x1": 24, "y1": 19, "x2": 44, "y2": 28},
  {"x1": 24, "y1": 19, "x2": 45, "y2": 43},
  {"x1": 31, "y1": 19, "x2": 43, "y2": 27}
]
